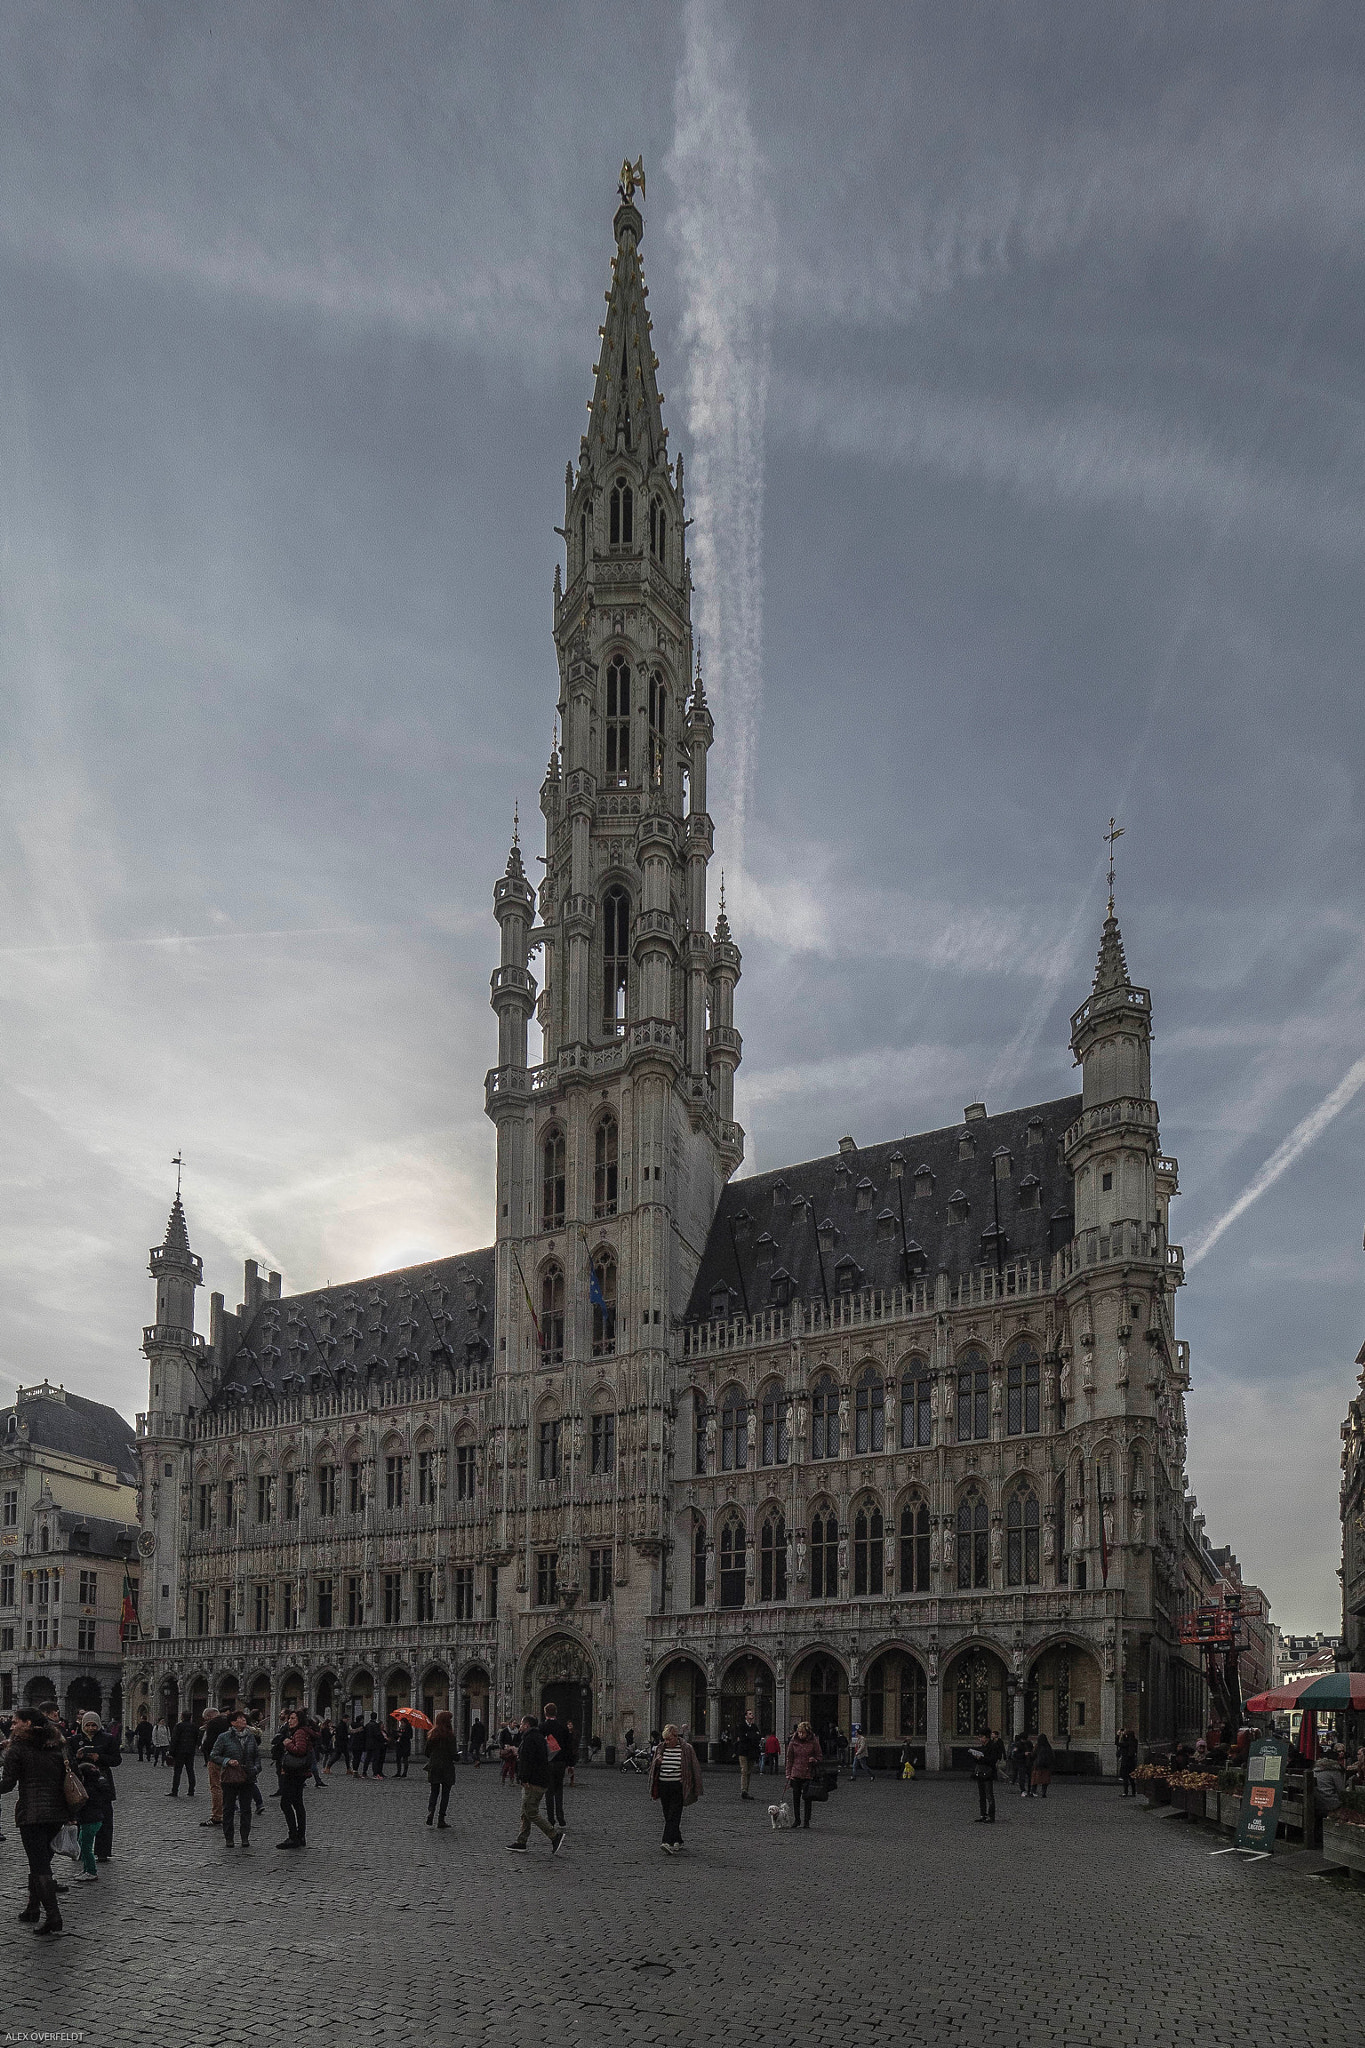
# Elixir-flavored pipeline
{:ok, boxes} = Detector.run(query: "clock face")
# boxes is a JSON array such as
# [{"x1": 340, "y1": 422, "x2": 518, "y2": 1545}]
[{"x1": 138, "y1": 1529, "x2": 156, "y2": 1557}]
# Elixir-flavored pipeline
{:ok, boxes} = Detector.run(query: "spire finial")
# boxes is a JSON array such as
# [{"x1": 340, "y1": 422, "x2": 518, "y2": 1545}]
[
  {"x1": 172, "y1": 1151, "x2": 183, "y2": 1197},
  {"x1": 512, "y1": 801, "x2": 520, "y2": 850},
  {"x1": 617, "y1": 155, "x2": 645, "y2": 206},
  {"x1": 1104, "y1": 817, "x2": 1124, "y2": 914}
]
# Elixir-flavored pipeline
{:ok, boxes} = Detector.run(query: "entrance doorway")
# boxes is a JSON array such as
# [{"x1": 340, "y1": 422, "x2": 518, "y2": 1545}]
[{"x1": 540, "y1": 1680, "x2": 591, "y2": 1748}]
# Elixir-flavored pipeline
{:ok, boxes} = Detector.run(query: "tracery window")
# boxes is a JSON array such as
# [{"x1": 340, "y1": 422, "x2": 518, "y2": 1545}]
[
  {"x1": 1007, "y1": 1489, "x2": 1040, "y2": 1586},
  {"x1": 1007, "y1": 1339, "x2": 1041, "y2": 1436},
  {"x1": 899, "y1": 1499, "x2": 931, "y2": 1592},
  {"x1": 954, "y1": 1647, "x2": 994, "y2": 1737},
  {"x1": 956, "y1": 1490, "x2": 989, "y2": 1590},
  {"x1": 590, "y1": 1409, "x2": 616, "y2": 1475},
  {"x1": 609, "y1": 476, "x2": 634, "y2": 547},
  {"x1": 603, "y1": 887, "x2": 630, "y2": 1031},
  {"x1": 594, "y1": 1115, "x2": 618, "y2": 1218},
  {"x1": 853, "y1": 1503, "x2": 884, "y2": 1596},
  {"x1": 649, "y1": 494, "x2": 667, "y2": 561},
  {"x1": 899, "y1": 1364, "x2": 932, "y2": 1447},
  {"x1": 854, "y1": 1368, "x2": 884, "y2": 1454},
  {"x1": 540, "y1": 1263, "x2": 565, "y2": 1366},
  {"x1": 692, "y1": 1521, "x2": 707, "y2": 1608},
  {"x1": 760, "y1": 1512, "x2": 787, "y2": 1601},
  {"x1": 811, "y1": 1375, "x2": 839, "y2": 1461},
  {"x1": 809, "y1": 1508, "x2": 839, "y2": 1599},
  {"x1": 538, "y1": 1415, "x2": 561, "y2": 1484},
  {"x1": 720, "y1": 1388, "x2": 748, "y2": 1472},
  {"x1": 956, "y1": 1350, "x2": 990, "y2": 1442},
  {"x1": 590, "y1": 1251, "x2": 617, "y2": 1357},
  {"x1": 605, "y1": 658, "x2": 631, "y2": 785},
  {"x1": 542, "y1": 1127, "x2": 566, "y2": 1232},
  {"x1": 648, "y1": 671, "x2": 667, "y2": 787},
  {"x1": 719, "y1": 1519, "x2": 746, "y2": 1608},
  {"x1": 760, "y1": 1386, "x2": 788, "y2": 1466}
]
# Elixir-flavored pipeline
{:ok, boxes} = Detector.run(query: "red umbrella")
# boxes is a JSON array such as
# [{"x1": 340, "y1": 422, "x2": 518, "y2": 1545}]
[
  {"x1": 391, "y1": 1708, "x2": 433, "y2": 1731},
  {"x1": 1244, "y1": 1671, "x2": 1365, "y2": 1713}
]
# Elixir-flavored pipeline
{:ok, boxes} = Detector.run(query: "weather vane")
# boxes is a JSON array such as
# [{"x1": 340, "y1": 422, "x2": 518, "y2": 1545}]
[
  {"x1": 618, "y1": 155, "x2": 645, "y2": 204},
  {"x1": 172, "y1": 1151, "x2": 183, "y2": 1196},
  {"x1": 1104, "y1": 817, "x2": 1124, "y2": 912},
  {"x1": 512, "y1": 801, "x2": 520, "y2": 849}
]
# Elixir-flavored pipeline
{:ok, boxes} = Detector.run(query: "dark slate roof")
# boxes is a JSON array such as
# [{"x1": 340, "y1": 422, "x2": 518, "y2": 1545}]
[
  {"x1": 0, "y1": 1388, "x2": 138, "y2": 1486},
  {"x1": 54, "y1": 1510, "x2": 139, "y2": 1555},
  {"x1": 225, "y1": 1245, "x2": 496, "y2": 1402},
  {"x1": 684, "y1": 1095, "x2": 1081, "y2": 1324}
]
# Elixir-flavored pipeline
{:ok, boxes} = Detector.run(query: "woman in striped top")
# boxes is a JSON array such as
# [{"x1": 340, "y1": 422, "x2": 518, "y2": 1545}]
[{"x1": 648, "y1": 1723, "x2": 703, "y2": 1853}]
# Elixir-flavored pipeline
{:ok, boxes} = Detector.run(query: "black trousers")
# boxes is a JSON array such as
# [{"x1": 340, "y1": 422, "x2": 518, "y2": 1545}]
[
  {"x1": 789, "y1": 1779, "x2": 812, "y2": 1826},
  {"x1": 96, "y1": 1810, "x2": 114, "y2": 1860},
  {"x1": 659, "y1": 1784, "x2": 685, "y2": 1844},
  {"x1": 19, "y1": 1822, "x2": 60, "y2": 1877},
  {"x1": 279, "y1": 1777, "x2": 307, "y2": 1841},
  {"x1": 427, "y1": 1777, "x2": 452, "y2": 1823},
  {"x1": 223, "y1": 1782, "x2": 254, "y2": 1842},
  {"x1": 171, "y1": 1758, "x2": 197, "y2": 1796},
  {"x1": 976, "y1": 1775, "x2": 996, "y2": 1820},
  {"x1": 546, "y1": 1766, "x2": 568, "y2": 1828}
]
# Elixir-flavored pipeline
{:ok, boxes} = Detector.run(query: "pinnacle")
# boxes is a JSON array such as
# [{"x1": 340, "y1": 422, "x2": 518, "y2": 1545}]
[
  {"x1": 714, "y1": 875, "x2": 731, "y2": 945},
  {"x1": 162, "y1": 1194, "x2": 191, "y2": 1259},
  {"x1": 583, "y1": 182, "x2": 666, "y2": 465},
  {"x1": 1092, "y1": 909, "x2": 1131, "y2": 995}
]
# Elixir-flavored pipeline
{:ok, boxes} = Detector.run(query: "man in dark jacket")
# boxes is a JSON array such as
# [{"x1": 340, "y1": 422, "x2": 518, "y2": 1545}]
[
  {"x1": 362, "y1": 1714, "x2": 388, "y2": 1778},
  {"x1": 508, "y1": 1714, "x2": 564, "y2": 1854},
  {"x1": 971, "y1": 1731, "x2": 1005, "y2": 1822},
  {"x1": 200, "y1": 1706, "x2": 232, "y2": 1828},
  {"x1": 736, "y1": 1711, "x2": 762, "y2": 1800},
  {"x1": 167, "y1": 1710, "x2": 198, "y2": 1797},
  {"x1": 1, "y1": 1707, "x2": 69, "y2": 1933},
  {"x1": 541, "y1": 1704, "x2": 575, "y2": 1834},
  {"x1": 77, "y1": 1712, "x2": 121, "y2": 1860}
]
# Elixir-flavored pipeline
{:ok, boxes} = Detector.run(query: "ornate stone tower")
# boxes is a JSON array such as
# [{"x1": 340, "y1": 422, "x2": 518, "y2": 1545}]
[
  {"x1": 140, "y1": 1191, "x2": 205, "y2": 1642},
  {"x1": 483, "y1": 175, "x2": 743, "y2": 1710}
]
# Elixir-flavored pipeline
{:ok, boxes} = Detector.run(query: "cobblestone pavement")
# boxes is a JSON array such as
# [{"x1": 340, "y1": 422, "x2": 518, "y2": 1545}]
[{"x1": 1, "y1": 1760, "x2": 1362, "y2": 2048}]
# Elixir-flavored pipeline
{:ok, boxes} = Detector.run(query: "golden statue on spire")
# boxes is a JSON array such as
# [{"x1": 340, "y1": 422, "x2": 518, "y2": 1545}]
[{"x1": 618, "y1": 155, "x2": 645, "y2": 204}]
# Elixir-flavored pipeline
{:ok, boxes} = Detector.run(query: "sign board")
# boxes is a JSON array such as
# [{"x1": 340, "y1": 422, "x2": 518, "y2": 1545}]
[
  {"x1": 1178, "y1": 1606, "x2": 1234, "y2": 1646},
  {"x1": 1236, "y1": 1734, "x2": 1288, "y2": 1852}
]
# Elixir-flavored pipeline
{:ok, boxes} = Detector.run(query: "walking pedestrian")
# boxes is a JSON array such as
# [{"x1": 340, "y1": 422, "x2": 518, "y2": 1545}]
[
  {"x1": 200, "y1": 1703, "x2": 232, "y2": 1828},
  {"x1": 77, "y1": 1712, "x2": 121, "y2": 1861},
  {"x1": 1, "y1": 1706, "x2": 70, "y2": 1934},
  {"x1": 762, "y1": 1731, "x2": 781, "y2": 1777},
  {"x1": 507, "y1": 1714, "x2": 564, "y2": 1855},
  {"x1": 971, "y1": 1730, "x2": 1004, "y2": 1822},
  {"x1": 785, "y1": 1721, "x2": 824, "y2": 1831},
  {"x1": 1031, "y1": 1731, "x2": 1054, "y2": 1800},
  {"x1": 649, "y1": 1722, "x2": 703, "y2": 1854},
  {"x1": 362, "y1": 1714, "x2": 388, "y2": 1779},
  {"x1": 850, "y1": 1727, "x2": 872, "y2": 1780},
  {"x1": 1011, "y1": 1731, "x2": 1035, "y2": 1799},
  {"x1": 1117, "y1": 1728, "x2": 1139, "y2": 1799},
  {"x1": 152, "y1": 1716, "x2": 172, "y2": 1767},
  {"x1": 394, "y1": 1718, "x2": 413, "y2": 1780},
  {"x1": 425, "y1": 1709, "x2": 458, "y2": 1828},
  {"x1": 73, "y1": 1743, "x2": 114, "y2": 1882},
  {"x1": 498, "y1": 1722, "x2": 518, "y2": 1786},
  {"x1": 565, "y1": 1721, "x2": 578, "y2": 1787},
  {"x1": 210, "y1": 1709, "x2": 261, "y2": 1848},
  {"x1": 167, "y1": 1710, "x2": 198, "y2": 1798},
  {"x1": 468, "y1": 1713, "x2": 486, "y2": 1766},
  {"x1": 317, "y1": 1717, "x2": 335, "y2": 1774},
  {"x1": 736, "y1": 1711, "x2": 761, "y2": 1800},
  {"x1": 134, "y1": 1709, "x2": 154, "y2": 1762},
  {"x1": 542, "y1": 1703, "x2": 573, "y2": 1834},
  {"x1": 274, "y1": 1711, "x2": 316, "y2": 1848}
]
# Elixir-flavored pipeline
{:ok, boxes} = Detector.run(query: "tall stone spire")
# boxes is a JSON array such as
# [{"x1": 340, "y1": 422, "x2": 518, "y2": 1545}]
[{"x1": 1091, "y1": 908, "x2": 1131, "y2": 995}]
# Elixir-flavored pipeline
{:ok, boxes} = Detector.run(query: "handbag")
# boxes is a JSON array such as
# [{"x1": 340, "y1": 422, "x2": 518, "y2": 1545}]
[
  {"x1": 53, "y1": 1822, "x2": 80, "y2": 1859},
  {"x1": 807, "y1": 1774, "x2": 830, "y2": 1803},
  {"x1": 221, "y1": 1757, "x2": 248, "y2": 1786},
  {"x1": 62, "y1": 1763, "x2": 89, "y2": 1812},
  {"x1": 902, "y1": 1762, "x2": 916, "y2": 1780}
]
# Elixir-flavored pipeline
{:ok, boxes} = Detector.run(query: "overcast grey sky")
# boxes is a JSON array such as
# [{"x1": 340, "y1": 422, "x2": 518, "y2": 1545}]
[{"x1": 1, "y1": 1, "x2": 1362, "y2": 1630}]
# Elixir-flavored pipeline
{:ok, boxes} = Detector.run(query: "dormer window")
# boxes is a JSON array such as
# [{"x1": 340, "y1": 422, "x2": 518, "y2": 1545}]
[
  {"x1": 709, "y1": 1286, "x2": 732, "y2": 1321},
  {"x1": 770, "y1": 1269, "x2": 793, "y2": 1307},
  {"x1": 958, "y1": 1132, "x2": 976, "y2": 1161},
  {"x1": 834, "y1": 1257, "x2": 862, "y2": 1294},
  {"x1": 948, "y1": 1190, "x2": 970, "y2": 1222},
  {"x1": 876, "y1": 1208, "x2": 897, "y2": 1242},
  {"x1": 855, "y1": 1178, "x2": 874, "y2": 1213},
  {"x1": 1026, "y1": 1116, "x2": 1044, "y2": 1147},
  {"x1": 755, "y1": 1232, "x2": 776, "y2": 1265},
  {"x1": 888, "y1": 1151, "x2": 905, "y2": 1181},
  {"x1": 833, "y1": 1162, "x2": 852, "y2": 1191},
  {"x1": 609, "y1": 475, "x2": 634, "y2": 547},
  {"x1": 1018, "y1": 1175, "x2": 1042, "y2": 1210},
  {"x1": 993, "y1": 1148, "x2": 1012, "y2": 1181},
  {"x1": 914, "y1": 1165, "x2": 934, "y2": 1198},
  {"x1": 771, "y1": 1179, "x2": 789, "y2": 1210},
  {"x1": 817, "y1": 1217, "x2": 837, "y2": 1253}
]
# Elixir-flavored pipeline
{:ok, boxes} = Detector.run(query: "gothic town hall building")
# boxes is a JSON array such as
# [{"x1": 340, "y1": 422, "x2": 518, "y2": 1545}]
[{"x1": 126, "y1": 184, "x2": 1203, "y2": 1771}]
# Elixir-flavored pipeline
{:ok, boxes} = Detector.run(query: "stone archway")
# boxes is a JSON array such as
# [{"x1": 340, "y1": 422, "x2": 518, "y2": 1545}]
[
  {"x1": 279, "y1": 1669, "x2": 305, "y2": 1713},
  {"x1": 522, "y1": 1633, "x2": 596, "y2": 1748},
  {"x1": 23, "y1": 1674, "x2": 57, "y2": 1711},
  {"x1": 456, "y1": 1665, "x2": 488, "y2": 1744},
  {"x1": 189, "y1": 1675, "x2": 209, "y2": 1726},
  {"x1": 719, "y1": 1653, "x2": 775, "y2": 1754},
  {"x1": 383, "y1": 1667, "x2": 412, "y2": 1733},
  {"x1": 943, "y1": 1644, "x2": 1010, "y2": 1765},
  {"x1": 790, "y1": 1651, "x2": 850, "y2": 1751},
  {"x1": 64, "y1": 1675, "x2": 102, "y2": 1722},
  {"x1": 1025, "y1": 1641, "x2": 1103, "y2": 1764},
  {"x1": 655, "y1": 1656, "x2": 707, "y2": 1746}
]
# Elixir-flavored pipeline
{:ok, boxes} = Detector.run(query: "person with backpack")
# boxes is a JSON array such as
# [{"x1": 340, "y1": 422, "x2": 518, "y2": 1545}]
[
  {"x1": 77, "y1": 1711, "x2": 121, "y2": 1862},
  {"x1": 167, "y1": 1710, "x2": 199, "y2": 1798},
  {"x1": 507, "y1": 1714, "x2": 565, "y2": 1855},
  {"x1": 210, "y1": 1708, "x2": 261, "y2": 1848},
  {"x1": 273, "y1": 1710, "x2": 316, "y2": 1848},
  {"x1": 73, "y1": 1743, "x2": 114, "y2": 1881},
  {"x1": 541, "y1": 1703, "x2": 574, "y2": 1835}
]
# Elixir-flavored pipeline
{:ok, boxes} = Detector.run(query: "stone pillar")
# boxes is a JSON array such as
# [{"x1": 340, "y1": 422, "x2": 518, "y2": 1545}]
[
  {"x1": 706, "y1": 1686, "x2": 721, "y2": 1764},
  {"x1": 1100, "y1": 1657, "x2": 1118, "y2": 1769},
  {"x1": 925, "y1": 1671, "x2": 942, "y2": 1771}
]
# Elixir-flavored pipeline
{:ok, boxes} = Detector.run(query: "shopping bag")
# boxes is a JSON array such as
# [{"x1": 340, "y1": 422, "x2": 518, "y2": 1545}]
[
  {"x1": 53, "y1": 1823, "x2": 80, "y2": 1860},
  {"x1": 901, "y1": 1762, "x2": 915, "y2": 1780}
]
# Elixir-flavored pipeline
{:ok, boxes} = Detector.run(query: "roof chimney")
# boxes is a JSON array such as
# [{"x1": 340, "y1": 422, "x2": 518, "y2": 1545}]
[
  {"x1": 964, "y1": 1102, "x2": 987, "y2": 1123},
  {"x1": 838, "y1": 1135, "x2": 857, "y2": 1155}
]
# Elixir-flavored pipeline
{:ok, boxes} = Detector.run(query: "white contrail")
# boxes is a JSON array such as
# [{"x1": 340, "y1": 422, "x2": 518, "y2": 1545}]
[
  {"x1": 666, "y1": 0, "x2": 776, "y2": 879},
  {"x1": 1185, "y1": 1052, "x2": 1365, "y2": 1268}
]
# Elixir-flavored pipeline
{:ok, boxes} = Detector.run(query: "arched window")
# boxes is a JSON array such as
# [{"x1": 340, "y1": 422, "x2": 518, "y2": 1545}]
[
  {"x1": 899, "y1": 1499, "x2": 931, "y2": 1592},
  {"x1": 760, "y1": 1385, "x2": 788, "y2": 1466},
  {"x1": 603, "y1": 887, "x2": 630, "y2": 1032},
  {"x1": 956, "y1": 1349, "x2": 990, "y2": 1442},
  {"x1": 810, "y1": 1508, "x2": 839, "y2": 1598},
  {"x1": 1007, "y1": 1489, "x2": 1040, "y2": 1586},
  {"x1": 760, "y1": 1512, "x2": 787, "y2": 1601},
  {"x1": 1054, "y1": 1472, "x2": 1068, "y2": 1586},
  {"x1": 954, "y1": 1647, "x2": 995, "y2": 1737},
  {"x1": 956, "y1": 1491, "x2": 989, "y2": 1590},
  {"x1": 854, "y1": 1368, "x2": 884, "y2": 1454},
  {"x1": 537, "y1": 1406, "x2": 561, "y2": 1483},
  {"x1": 539, "y1": 1263, "x2": 564, "y2": 1366},
  {"x1": 811, "y1": 1375, "x2": 839, "y2": 1460},
  {"x1": 692, "y1": 1520, "x2": 707, "y2": 1608},
  {"x1": 590, "y1": 1250, "x2": 616, "y2": 1358},
  {"x1": 649, "y1": 494, "x2": 667, "y2": 561},
  {"x1": 719, "y1": 1519, "x2": 746, "y2": 1608},
  {"x1": 590, "y1": 1403, "x2": 616, "y2": 1475},
  {"x1": 648, "y1": 671, "x2": 667, "y2": 786},
  {"x1": 1007, "y1": 1339, "x2": 1041, "y2": 1436},
  {"x1": 693, "y1": 1394, "x2": 708, "y2": 1476},
  {"x1": 608, "y1": 476, "x2": 634, "y2": 547},
  {"x1": 605, "y1": 658, "x2": 631, "y2": 785},
  {"x1": 720, "y1": 1388, "x2": 748, "y2": 1472},
  {"x1": 593, "y1": 1115, "x2": 618, "y2": 1218},
  {"x1": 541, "y1": 1127, "x2": 565, "y2": 1232},
  {"x1": 899, "y1": 1361, "x2": 932, "y2": 1448},
  {"x1": 853, "y1": 1503, "x2": 884, "y2": 1595}
]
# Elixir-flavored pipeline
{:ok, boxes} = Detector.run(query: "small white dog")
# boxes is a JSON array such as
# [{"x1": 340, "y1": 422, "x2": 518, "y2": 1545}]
[{"x1": 768, "y1": 1800, "x2": 792, "y2": 1830}]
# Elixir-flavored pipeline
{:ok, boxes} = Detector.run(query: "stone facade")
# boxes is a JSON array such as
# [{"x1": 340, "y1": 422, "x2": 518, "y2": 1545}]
[{"x1": 125, "y1": 182, "x2": 1230, "y2": 1766}]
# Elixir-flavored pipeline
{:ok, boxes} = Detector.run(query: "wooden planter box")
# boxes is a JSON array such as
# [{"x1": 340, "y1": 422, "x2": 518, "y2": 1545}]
[{"x1": 1323, "y1": 1818, "x2": 1365, "y2": 1874}]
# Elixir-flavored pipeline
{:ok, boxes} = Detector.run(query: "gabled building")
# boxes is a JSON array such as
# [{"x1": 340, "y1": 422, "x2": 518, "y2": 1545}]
[{"x1": 126, "y1": 173, "x2": 1220, "y2": 1767}]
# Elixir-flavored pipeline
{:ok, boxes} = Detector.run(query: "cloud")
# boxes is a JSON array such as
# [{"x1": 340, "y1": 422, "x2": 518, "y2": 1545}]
[{"x1": 666, "y1": 0, "x2": 777, "y2": 873}]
